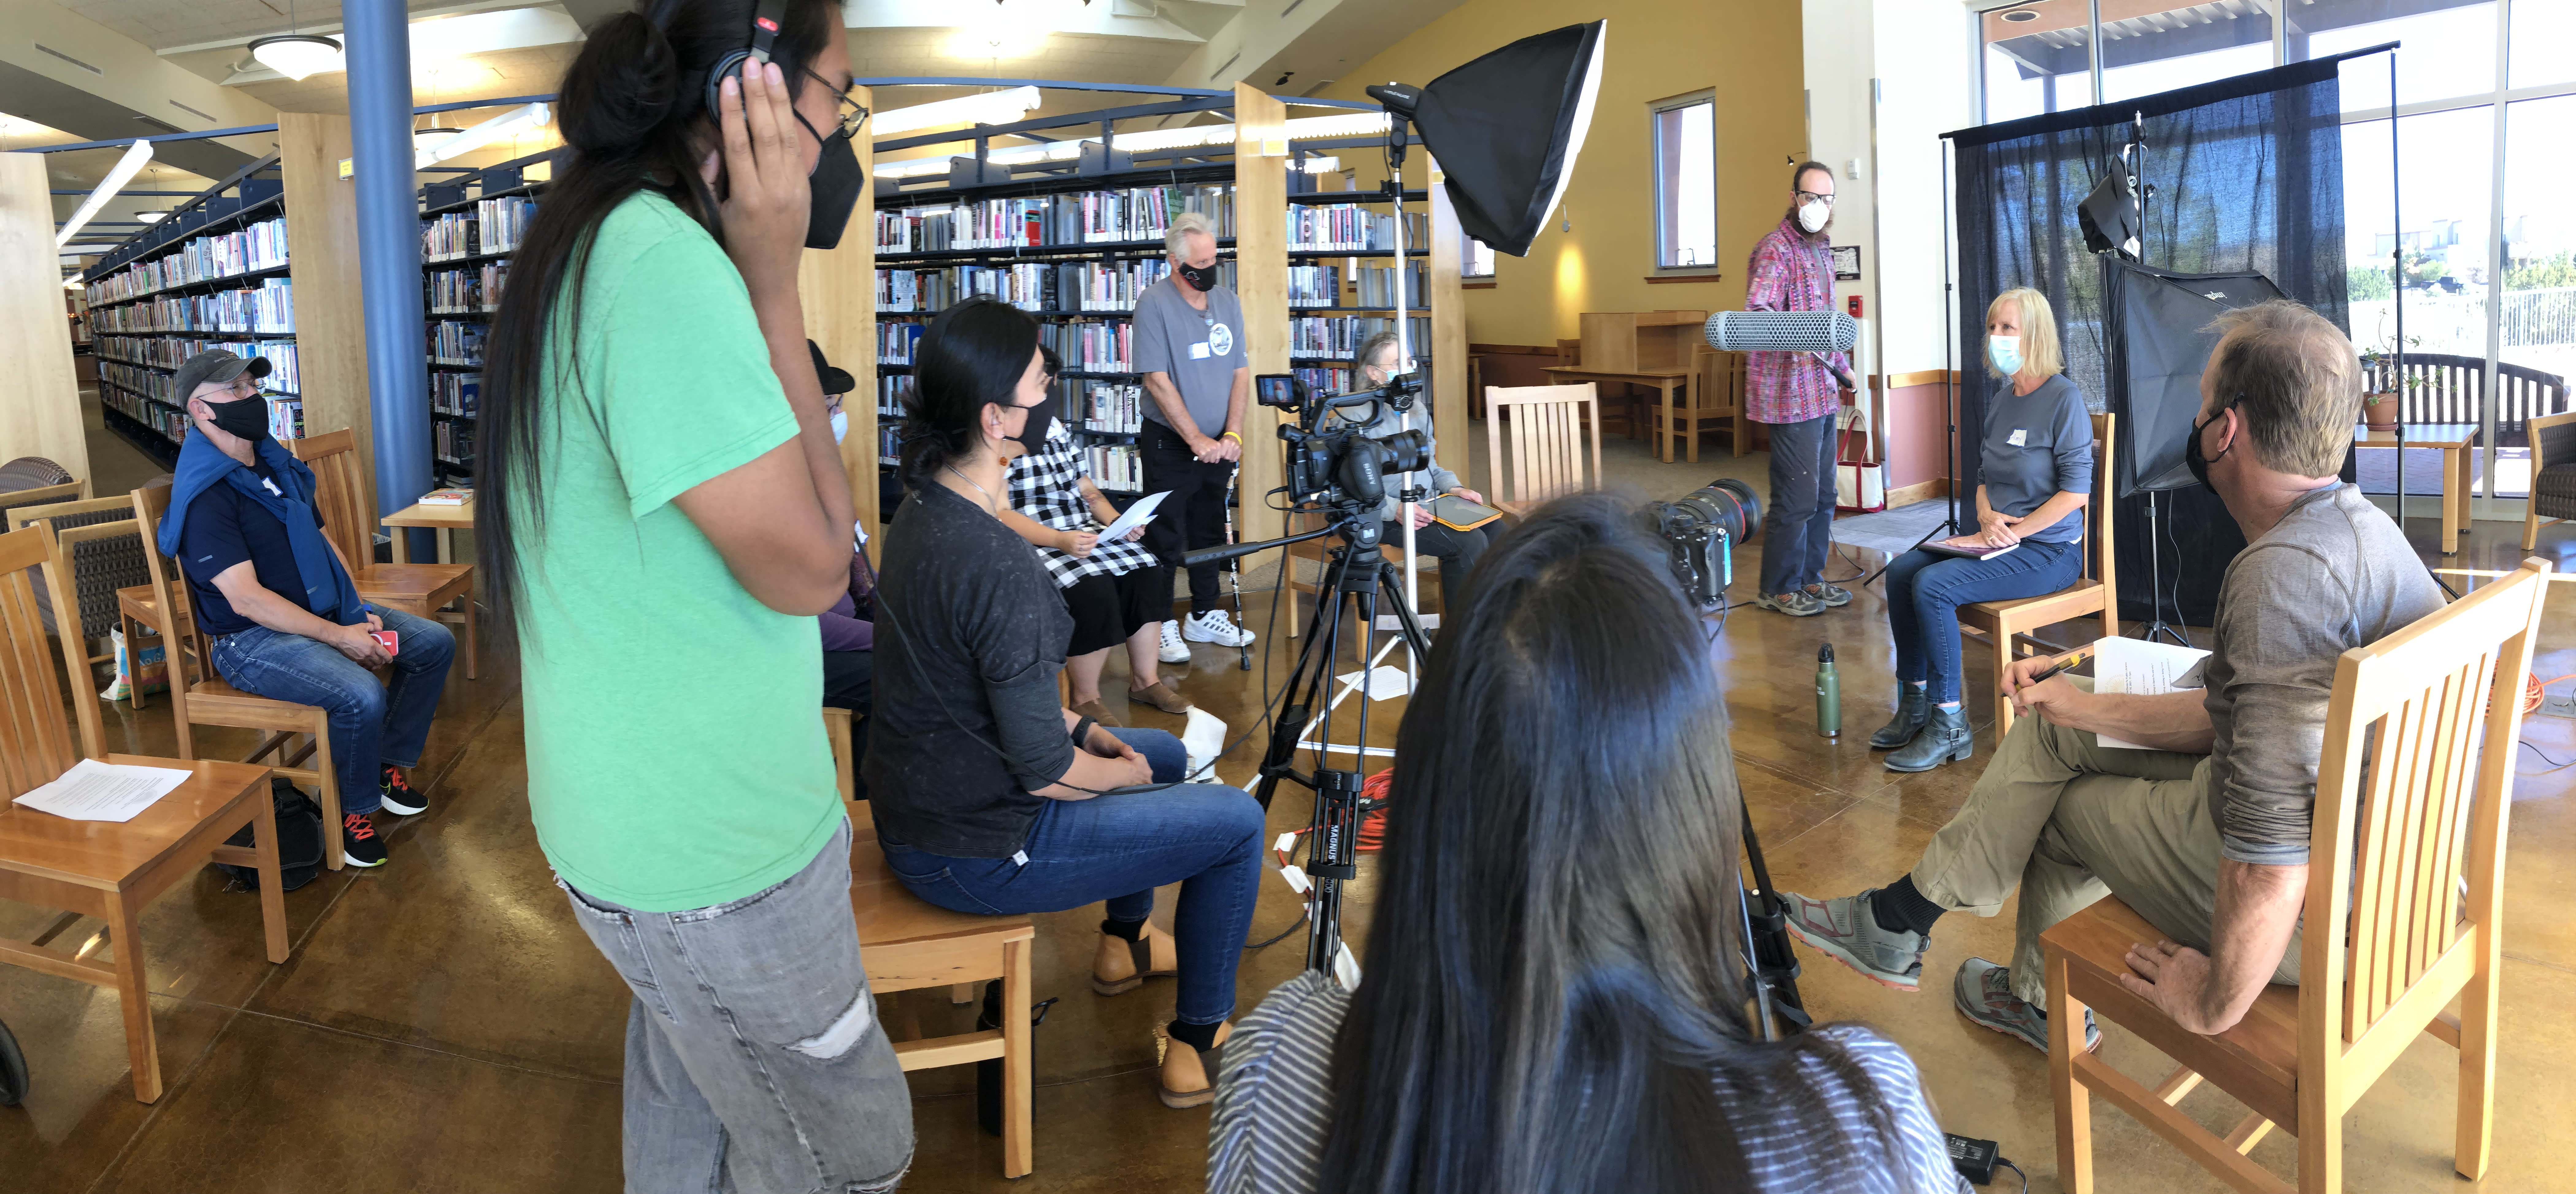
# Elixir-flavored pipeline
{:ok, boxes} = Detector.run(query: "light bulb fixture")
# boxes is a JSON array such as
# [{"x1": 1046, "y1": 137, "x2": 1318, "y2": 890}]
[
  {"x1": 57, "y1": 140, "x2": 153, "y2": 248},
  {"x1": 2000, "y1": 7, "x2": 2041, "y2": 21},
  {"x1": 872, "y1": 86, "x2": 1042, "y2": 136},
  {"x1": 414, "y1": 125, "x2": 465, "y2": 143},
  {"x1": 136, "y1": 210, "x2": 166, "y2": 223},
  {"x1": 248, "y1": 34, "x2": 344, "y2": 80},
  {"x1": 416, "y1": 102, "x2": 550, "y2": 168}
]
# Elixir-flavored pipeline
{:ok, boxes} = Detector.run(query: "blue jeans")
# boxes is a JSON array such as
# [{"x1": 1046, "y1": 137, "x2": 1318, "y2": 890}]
[
  {"x1": 559, "y1": 820, "x2": 914, "y2": 1194},
  {"x1": 1884, "y1": 538, "x2": 2082, "y2": 704},
  {"x1": 878, "y1": 728, "x2": 1265, "y2": 1026},
  {"x1": 208, "y1": 607, "x2": 454, "y2": 815}
]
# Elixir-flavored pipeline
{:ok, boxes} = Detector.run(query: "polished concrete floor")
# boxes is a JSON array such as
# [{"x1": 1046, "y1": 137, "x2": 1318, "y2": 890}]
[{"x1": 6, "y1": 410, "x2": 2574, "y2": 1193}]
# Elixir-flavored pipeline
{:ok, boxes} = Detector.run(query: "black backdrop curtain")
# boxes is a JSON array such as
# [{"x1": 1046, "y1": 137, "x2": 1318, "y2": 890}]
[{"x1": 1946, "y1": 54, "x2": 2356, "y2": 626}]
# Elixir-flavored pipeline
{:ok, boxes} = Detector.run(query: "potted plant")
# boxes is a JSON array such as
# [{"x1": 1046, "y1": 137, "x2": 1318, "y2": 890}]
[{"x1": 2359, "y1": 335, "x2": 2422, "y2": 432}]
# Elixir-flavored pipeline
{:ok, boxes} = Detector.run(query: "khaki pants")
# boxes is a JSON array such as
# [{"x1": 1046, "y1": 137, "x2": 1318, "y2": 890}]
[{"x1": 1911, "y1": 698, "x2": 2303, "y2": 1008}]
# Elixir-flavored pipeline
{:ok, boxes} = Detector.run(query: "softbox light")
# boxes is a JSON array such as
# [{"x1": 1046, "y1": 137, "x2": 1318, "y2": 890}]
[
  {"x1": 1366, "y1": 20, "x2": 1605, "y2": 257},
  {"x1": 2102, "y1": 259, "x2": 2288, "y2": 495},
  {"x1": 2078, "y1": 156, "x2": 2139, "y2": 258}
]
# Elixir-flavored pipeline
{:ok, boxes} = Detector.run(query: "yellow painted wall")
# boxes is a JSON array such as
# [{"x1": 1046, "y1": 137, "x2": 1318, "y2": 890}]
[{"x1": 1315, "y1": 0, "x2": 1808, "y2": 346}]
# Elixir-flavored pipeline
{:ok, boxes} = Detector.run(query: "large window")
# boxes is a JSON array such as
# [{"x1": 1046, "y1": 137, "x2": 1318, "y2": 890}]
[
  {"x1": 1972, "y1": 0, "x2": 2576, "y2": 503},
  {"x1": 1464, "y1": 235, "x2": 1495, "y2": 279},
  {"x1": 1650, "y1": 92, "x2": 1718, "y2": 272}
]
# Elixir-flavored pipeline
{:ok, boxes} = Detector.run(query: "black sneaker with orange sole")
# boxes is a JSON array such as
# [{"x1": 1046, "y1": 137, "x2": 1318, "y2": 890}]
[
  {"x1": 340, "y1": 811, "x2": 388, "y2": 868},
  {"x1": 378, "y1": 765, "x2": 427, "y2": 817}
]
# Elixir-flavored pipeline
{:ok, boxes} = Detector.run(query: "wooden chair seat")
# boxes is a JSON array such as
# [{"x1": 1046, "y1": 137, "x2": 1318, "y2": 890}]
[
  {"x1": 2045, "y1": 896, "x2": 2303, "y2": 1133},
  {"x1": 0, "y1": 525, "x2": 291, "y2": 1104}
]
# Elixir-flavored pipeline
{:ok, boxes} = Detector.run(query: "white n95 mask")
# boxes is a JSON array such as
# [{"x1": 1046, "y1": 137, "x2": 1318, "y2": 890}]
[
  {"x1": 829, "y1": 410, "x2": 850, "y2": 444},
  {"x1": 1796, "y1": 200, "x2": 1830, "y2": 234}
]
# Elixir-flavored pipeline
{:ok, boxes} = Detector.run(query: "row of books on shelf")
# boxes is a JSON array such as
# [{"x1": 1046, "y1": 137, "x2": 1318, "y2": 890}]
[
  {"x1": 1287, "y1": 206, "x2": 1426, "y2": 254},
  {"x1": 1037, "y1": 319, "x2": 1133, "y2": 374},
  {"x1": 1293, "y1": 263, "x2": 1430, "y2": 310},
  {"x1": 430, "y1": 320, "x2": 489, "y2": 365},
  {"x1": 1086, "y1": 444, "x2": 1144, "y2": 493},
  {"x1": 1291, "y1": 315, "x2": 1431, "y2": 359},
  {"x1": 421, "y1": 195, "x2": 540, "y2": 261},
  {"x1": 85, "y1": 218, "x2": 290, "y2": 306},
  {"x1": 431, "y1": 371, "x2": 481, "y2": 417},
  {"x1": 87, "y1": 279, "x2": 294, "y2": 335},
  {"x1": 875, "y1": 185, "x2": 1236, "y2": 253},
  {"x1": 877, "y1": 259, "x2": 1236, "y2": 315},
  {"x1": 435, "y1": 419, "x2": 476, "y2": 467},
  {"x1": 1060, "y1": 381, "x2": 1145, "y2": 434},
  {"x1": 877, "y1": 424, "x2": 901, "y2": 465},
  {"x1": 93, "y1": 336, "x2": 302, "y2": 392},
  {"x1": 427, "y1": 263, "x2": 509, "y2": 314},
  {"x1": 1293, "y1": 366, "x2": 1357, "y2": 395},
  {"x1": 878, "y1": 376, "x2": 912, "y2": 421},
  {"x1": 879, "y1": 321, "x2": 923, "y2": 366}
]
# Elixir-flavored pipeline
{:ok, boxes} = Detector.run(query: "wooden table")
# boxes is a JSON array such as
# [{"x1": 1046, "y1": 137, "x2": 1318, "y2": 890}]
[
  {"x1": 2355, "y1": 423, "x2": 2477, "y2": 554},
  {"x1": 381, "y1": 497, "x2": 472, "y2": 564},
  {"x1": 1542, "y1": 365, "x2": 1698, "y2": 463}
]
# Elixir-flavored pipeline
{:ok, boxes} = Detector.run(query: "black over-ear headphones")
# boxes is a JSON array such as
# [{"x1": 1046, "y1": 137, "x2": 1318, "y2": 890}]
[{"x1": 661, "y1": 0, "x2": 790, "y2": 121}]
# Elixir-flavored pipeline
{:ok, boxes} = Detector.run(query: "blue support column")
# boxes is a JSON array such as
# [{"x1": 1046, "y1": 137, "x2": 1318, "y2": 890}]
[{"x1": 343, "y1": 0, "x2": 431, "y2": 556}]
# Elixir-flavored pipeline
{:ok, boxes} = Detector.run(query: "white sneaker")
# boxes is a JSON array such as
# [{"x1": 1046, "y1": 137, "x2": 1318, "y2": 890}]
[
  {"x1": 1183, "y1": 610, "x2": 1256, "y2": 647},
  {"x1": 1158, "y1": 620, "x2": 1193, "y2": 663}
]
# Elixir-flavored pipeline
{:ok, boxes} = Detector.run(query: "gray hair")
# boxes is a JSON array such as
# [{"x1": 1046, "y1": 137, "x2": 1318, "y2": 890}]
[
  {"x1": 2203, "y1": 299, "x2": 2361, "y2": 477},
  {"x1": 1165, "y1": 210, "x2": 1217, "y2": 260},
  {"x1": 1355, "y1": 330, "x2": 1402, "y2": 374}
]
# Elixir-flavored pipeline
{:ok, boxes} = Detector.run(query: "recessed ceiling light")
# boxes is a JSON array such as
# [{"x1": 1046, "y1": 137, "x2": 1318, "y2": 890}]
[
  {"x1": 2001, "y1": 8, "x2": 2041, "y2": 21},
  {"x1": 136, "y1": 210, "x2": 165, "y2": 222},
  {"x1": 249, "y1": 33, "x2": 345, "y2": 80}
]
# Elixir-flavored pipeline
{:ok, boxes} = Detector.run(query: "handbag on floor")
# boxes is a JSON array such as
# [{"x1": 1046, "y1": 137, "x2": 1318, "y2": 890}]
[{"x1": 214, "y1": 778, "x2": 327, "y2": 892}]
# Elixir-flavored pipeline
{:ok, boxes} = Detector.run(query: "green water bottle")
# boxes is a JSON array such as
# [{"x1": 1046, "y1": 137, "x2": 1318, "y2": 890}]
[{"x1": 1816, "y1": 643, "x2": 1840, "y2": 739}]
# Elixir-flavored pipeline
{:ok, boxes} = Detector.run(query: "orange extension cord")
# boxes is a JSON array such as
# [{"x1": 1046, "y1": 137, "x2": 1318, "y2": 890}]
[{"x1": 2529, "y1": 674, "x2": 2576, "y2": 714}]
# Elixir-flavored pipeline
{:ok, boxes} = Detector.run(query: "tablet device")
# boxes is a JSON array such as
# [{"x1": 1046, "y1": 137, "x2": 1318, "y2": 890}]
[{"x1": 1428, "y1": 493, "x2": 1503, "y2": 531}]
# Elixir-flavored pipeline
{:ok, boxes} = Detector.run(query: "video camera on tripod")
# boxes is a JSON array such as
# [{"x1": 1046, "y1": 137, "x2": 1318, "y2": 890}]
[{"x1": 1252, "y1": 372, "x2": 1432, "y2": 551}]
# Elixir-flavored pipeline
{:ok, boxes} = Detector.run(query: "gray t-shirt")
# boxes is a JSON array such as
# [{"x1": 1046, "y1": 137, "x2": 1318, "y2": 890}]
[
  {"x1": 2201, "y1": 482, "x2": 2442, "y2": 866},
  {"x1": 1978, "y1": 374, "x2": 2092, "y2": 543},
  {"x1": 1133, "y1": 276, "x2": 1244, "y2": 437}
]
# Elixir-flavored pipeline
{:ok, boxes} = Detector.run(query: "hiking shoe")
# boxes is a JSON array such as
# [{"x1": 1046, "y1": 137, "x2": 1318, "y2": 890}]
[
  {"x1": 1183, "y1": 610, "x2": 1256, "y2": 647},
  {"x1": 1805, "y1": 582, "x2": 1853, "y2": 607},
  {"x1": 1157, "y1": 620, "x2": 1192, "y2": 664},
  {"x1": 1870, "y1": 684, "x2": 1931, "y2": 749},
  {"x1": 1752, "y1": 590, "x2": 1825, "y2": 618},
  {"x1": 1776, "y1": 888, "x2": 1928, "y2": 991},
  {"x1": 378, "y1": 765, "x2": 426, "y2": 816},
  {"x1": 1955, "y1": 957, "x2": 2098, "y2": 1053},
  {"x1": 1887, "y1": 703, "x2": 1975, "y2": 772},
  {"x1": 340, "y1": 811, "x2": 387, "y2": 869}
]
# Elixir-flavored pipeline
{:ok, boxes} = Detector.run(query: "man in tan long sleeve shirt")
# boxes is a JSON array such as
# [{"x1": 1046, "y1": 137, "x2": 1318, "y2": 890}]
[{"x1": 1773, "y1": 300, "x2": 2440, "y2": 1053}]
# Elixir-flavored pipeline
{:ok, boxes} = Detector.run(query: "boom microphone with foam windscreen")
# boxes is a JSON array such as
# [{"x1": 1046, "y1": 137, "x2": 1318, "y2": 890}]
[{"x1": 1705, "y1": 310, "x2": 1861, "y2": 389}]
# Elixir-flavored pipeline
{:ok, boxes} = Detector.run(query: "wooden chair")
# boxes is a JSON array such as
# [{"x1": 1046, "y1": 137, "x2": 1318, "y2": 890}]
[
  {"x1": 17, "y1": 508, "x2": 146, "y2": 759},
  {"x1": 1482, "y1": 383, "x2": 1605, "y2": 521},
  {"x1": 132, "y1": 484, "x2": 349, "y2": 870},
  {"x1": 7, "y1": 495, "x2": 144, "y2": 716},
  {"x1": 1685, "y1": 345, "x2": 1751, "y2": 461},
  {"x1": 290, "y1": 429, "x2": 479, "y2": 680},
  {"x1": 0, "y1": 525, "x2": 288, "y2": 1103},
  {"x1": 825, "y1": 707, "x2": 1036, "y2": 1178},
  {"x1": 1958, "y1": 412, "x2": 2119, "y2": 737},
  {"x1": 2044, "y1": 556, "x2": 2552, "y2": 1194},
  {"x1": 2522, "y1": 408, "x2": 2575, "y2": 550}
]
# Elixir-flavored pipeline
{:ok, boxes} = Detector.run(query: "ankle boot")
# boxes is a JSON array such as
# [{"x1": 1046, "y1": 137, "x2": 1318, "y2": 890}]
[
  {"x1": 1870, "y1": 684, "x2": 1931, "y2": 749},
  {"x1": 1886, "y1": 703, "x2": 1974, "y2": 772}
]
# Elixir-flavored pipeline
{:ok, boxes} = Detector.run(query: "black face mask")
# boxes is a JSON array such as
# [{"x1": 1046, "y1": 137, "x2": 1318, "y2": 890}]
[
  {"x1": 2183, "y1": 398, "x2": 2240, "y2": 490},
  {"x1": 206, "y1": 392, "x2": 270, "y2": 443},
  {"x1": 1176, "y1": 261, "x2": 1219, "y2": 292},
  {"x1": 1010, "y1": 406, "x2": 1053, "y2": 458},
  {"x1": 803, "y1": 125, "x2": 864, "y2": 250}
]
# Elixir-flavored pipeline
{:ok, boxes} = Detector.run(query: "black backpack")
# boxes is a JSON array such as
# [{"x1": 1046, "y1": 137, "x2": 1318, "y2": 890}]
[{"x1": 215, "y1": 777, "x2": 326, "y2": 892}]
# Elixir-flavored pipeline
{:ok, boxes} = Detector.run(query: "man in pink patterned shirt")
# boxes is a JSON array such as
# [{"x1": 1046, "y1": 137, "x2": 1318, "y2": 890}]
[{"x1": 1745, "y1": 161, "x2": 1855, "y2": 617}]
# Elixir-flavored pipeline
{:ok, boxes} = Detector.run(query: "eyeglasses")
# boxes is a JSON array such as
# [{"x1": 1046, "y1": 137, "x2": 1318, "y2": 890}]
[
  {"x1": 802, "y1": 68, "x2": 870, "y2": 142},
  {"x1": 1795, "y1": 190, "x2": 1837, "y2": 206}
]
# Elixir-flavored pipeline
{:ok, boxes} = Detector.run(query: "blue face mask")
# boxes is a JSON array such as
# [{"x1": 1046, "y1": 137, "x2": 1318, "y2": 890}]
[{"x1": 1988, "y1": 334, "x2": 2023, "y2": 378}]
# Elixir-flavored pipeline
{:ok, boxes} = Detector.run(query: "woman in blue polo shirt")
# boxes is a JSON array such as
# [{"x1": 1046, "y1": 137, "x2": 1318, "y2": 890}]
[{"x1": 1874, "y1": 287, "x2": 2093, "y2": 772}]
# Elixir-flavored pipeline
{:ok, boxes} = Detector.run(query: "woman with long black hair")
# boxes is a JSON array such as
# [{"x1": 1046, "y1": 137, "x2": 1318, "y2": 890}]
[
  {"x1": 865, "y1": 296, "x2": 1266, "y2": 1110},
  {"x1": 1210, "y1": 495, "x2": 1967, "y2": 1194},
  {"x1": 473, "y1": 1, "x2": 910, "y2": 1187}
]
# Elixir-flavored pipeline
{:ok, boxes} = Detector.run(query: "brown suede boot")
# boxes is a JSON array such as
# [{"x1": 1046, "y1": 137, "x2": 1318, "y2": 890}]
[
  {"x1": 1156, "y1": 1021, "x2": 1232, "y2": 1109},
  {"x1": 1091, "y1": 920, "x2": 1177, "y2": 995}
]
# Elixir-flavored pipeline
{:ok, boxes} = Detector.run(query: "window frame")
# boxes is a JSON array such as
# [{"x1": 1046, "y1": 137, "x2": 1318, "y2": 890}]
[{"x1": 1648, "y1": 89, "x2": 1721, "y2": 277}]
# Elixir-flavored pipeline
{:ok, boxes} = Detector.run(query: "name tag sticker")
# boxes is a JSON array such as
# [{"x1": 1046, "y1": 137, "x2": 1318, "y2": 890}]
[
  {"x1": 2007, "y1": 429, "x2": 2028, "y2": 447},
  {"x1": 1187, "y1": 342, "x2": 1212, "y2": 360}
]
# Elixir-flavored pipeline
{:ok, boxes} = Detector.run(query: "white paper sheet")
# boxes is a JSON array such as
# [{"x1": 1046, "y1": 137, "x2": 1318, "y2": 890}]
[
  {"x1": 1098, "y1": 490, "x2": 1170, "y2": 541},
  {"x1": 11, "y1": 758, "x2": 191, "y2": 822},
  {"x1": 1181, "y1": 706, "x2": 1229, "y2": 782},
  {"x1": 1337, "y1": 665, "x2": 1415, "y2": 701},
  {"x1": 2091, "y1": 636, "x2": 2213, "y2": 749}
]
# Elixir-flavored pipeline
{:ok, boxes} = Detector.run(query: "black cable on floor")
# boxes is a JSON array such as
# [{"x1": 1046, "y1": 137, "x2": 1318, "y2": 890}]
[
  {"x1": 1993, "y1": 1158, "x2": 2029, "y2": 1194},
  {"x1": 2520, "y1": 738, "x2": 2574, "y2": 774},
  {"x1": 1245, "y1": 909, "x2": 1310, "y2": 950}
]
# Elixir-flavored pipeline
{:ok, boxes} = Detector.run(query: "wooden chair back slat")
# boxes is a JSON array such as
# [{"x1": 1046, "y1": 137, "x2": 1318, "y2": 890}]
[
  {"x1": 2083, "y1": 413, "x2": 2117, "y2": 588},
  {"x1": 0, "y1": 527, "x2": 78, "y2": 799},
  {"x1": 287, "y1": 429, "x2": 373, "y2": 567},
  {"x1": 128, "y1": 486, "x2": 211, "y2": 727},
  {"x1": 1481, "y1": 384, "x2": 1603, "y2": 511},
  {"x1": 2315, "y1": 559, "x2": 2550, "y2": 1048}
]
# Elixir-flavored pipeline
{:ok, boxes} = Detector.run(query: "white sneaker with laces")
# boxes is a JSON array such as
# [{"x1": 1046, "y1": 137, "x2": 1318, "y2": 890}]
[
  {"x1": 1158, "y1": 620, "x2": 1193, "y2": 663},
  {"x1": 1183, "y1": 610, "x2": 1256, "y2": 647}
]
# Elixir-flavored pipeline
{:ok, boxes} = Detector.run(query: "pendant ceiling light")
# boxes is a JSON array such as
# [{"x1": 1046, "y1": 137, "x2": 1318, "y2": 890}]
[{"x1": 247, "y1": 0, "x2": 343, "y2": 81}]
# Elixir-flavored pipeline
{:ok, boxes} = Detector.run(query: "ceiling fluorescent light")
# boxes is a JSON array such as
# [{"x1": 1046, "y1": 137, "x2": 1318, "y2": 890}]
[
  {"x1": 416, "y1": 102, "x2": 550, "y2": 168},
  {"x1": 874, "y1": 87, "x2": 1042, "y2": 136},
  {"x1": 136, "y1": 211, "x2": 166, "y2": 222},
  {"x1": 248, "y1": 34, "x2": 344, "y2": 81},
  {"x1": 57, "y1": 140, "x2": 153, "y2": 248}
]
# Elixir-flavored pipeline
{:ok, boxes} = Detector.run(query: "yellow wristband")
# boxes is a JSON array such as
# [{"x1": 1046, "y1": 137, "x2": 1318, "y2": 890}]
[{"x1": 1222, "y1": 431, "x2": 1243, "y2": 443}]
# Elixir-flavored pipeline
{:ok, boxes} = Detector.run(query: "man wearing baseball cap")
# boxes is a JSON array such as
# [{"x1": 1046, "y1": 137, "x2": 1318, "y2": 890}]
[{"x1": 157, "y1": 350, "x2": 456, "y2": 867}]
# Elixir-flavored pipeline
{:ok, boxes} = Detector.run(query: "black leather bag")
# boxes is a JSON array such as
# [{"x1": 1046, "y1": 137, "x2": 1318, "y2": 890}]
[{"x1": 215, "y1": 777, "x2": 326, "y2": 892}]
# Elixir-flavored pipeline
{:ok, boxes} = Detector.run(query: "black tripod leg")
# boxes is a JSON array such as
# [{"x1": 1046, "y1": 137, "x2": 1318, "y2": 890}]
[
  {"x1": 1372, "y1": 560, "x2": 1436, "y2": 660},
  {"x1": 1250, "y1": 547, "x2": 1353, "y2": 814},
  {"x1": 1736, "y1": 806, "x2": 1810, "y2": 1034}
]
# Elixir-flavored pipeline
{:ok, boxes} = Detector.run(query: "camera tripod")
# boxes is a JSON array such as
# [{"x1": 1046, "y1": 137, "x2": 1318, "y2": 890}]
[
  {"x1": 1248, "y1": 515, "x2": 1433, "y2": 975},
  {"x1": 1734, "y1": 809, "x2": 1810, "y2": 1039}
]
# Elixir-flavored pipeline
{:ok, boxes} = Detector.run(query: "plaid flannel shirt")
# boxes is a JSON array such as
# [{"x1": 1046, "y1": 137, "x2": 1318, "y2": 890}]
[
  {"x1": 1005, "y1": 418, "x2": 1160, "y2": 589},
  {"x1": 1743, "y1": 216, "x2": 1847, "y2": 425}
]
